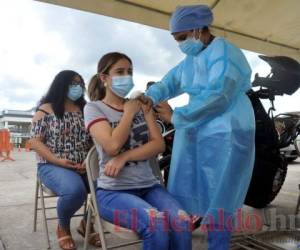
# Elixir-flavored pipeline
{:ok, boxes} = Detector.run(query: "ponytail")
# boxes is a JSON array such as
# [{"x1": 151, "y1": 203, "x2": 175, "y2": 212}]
[{"x1": 88, "y1": 74, "x2": 106, "y2": 101}]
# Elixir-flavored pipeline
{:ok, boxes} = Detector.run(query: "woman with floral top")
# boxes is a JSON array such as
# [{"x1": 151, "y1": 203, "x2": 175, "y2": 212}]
[{"x1": 29, "y1": 70, "x2": 100, "y2": 250}]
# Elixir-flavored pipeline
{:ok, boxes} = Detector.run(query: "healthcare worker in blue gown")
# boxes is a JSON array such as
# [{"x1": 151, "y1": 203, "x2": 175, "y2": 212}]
[{"x1": 140, "y1": 5, "x2": 256, "y2": 249}]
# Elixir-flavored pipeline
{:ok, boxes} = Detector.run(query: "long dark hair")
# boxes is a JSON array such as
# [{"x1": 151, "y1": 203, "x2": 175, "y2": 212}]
[
  {"x1": 88, "y1": 52, "x2": 132, "y2": 101},
  {"x1": 39, "y1": 70, "x2": 86, "y2": 118}
]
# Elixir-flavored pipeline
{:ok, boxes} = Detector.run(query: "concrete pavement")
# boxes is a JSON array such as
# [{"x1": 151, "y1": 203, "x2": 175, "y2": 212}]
[{"x1": 0, "y1": 150, "x2": 299, "y2": 250}]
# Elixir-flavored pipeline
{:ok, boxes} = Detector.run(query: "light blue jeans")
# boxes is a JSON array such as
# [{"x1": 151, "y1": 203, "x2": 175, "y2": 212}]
[
  {"x1": 97, "y1": 184, "x2": 192, "y2": 250},
  {"x1": 38, "y1": 163, "x2": 88, "y2": 229},
  {"x1": 207, "y1": 225, "x2": 231, "y2": 250}
]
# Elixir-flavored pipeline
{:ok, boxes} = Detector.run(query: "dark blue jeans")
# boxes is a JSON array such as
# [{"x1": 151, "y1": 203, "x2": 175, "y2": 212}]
[
  {"x1": 38, "y1": 163, "x2": 88, "y2": 229},
  {"x1": 97, "y1": 184, "x2": 192, "y2": 250}
]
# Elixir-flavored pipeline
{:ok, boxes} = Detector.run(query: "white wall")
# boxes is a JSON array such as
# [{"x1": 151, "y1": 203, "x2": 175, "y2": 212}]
[{"x1": 0, "y1": 116, "x2": 32, "y2": 123}]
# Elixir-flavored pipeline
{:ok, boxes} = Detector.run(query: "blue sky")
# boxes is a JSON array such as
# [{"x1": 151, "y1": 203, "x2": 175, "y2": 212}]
[{"x1": 0, "y1": 0, "x2": 299, "y2": 114}]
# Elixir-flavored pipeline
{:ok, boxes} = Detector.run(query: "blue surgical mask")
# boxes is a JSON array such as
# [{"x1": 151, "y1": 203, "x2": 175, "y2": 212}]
[
  {"x1": 179, "y1": 37, "x2": 204, "y2": 56},
  {"x1": 67, "y1": 85, "x2": 83, "y2": 101},
  {"x1": 111, "y1": 75, "x2": 134, "y2": 98}
]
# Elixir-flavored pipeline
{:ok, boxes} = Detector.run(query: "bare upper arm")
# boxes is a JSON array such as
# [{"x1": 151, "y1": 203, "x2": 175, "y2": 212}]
[
  {"x1": 89, "y1": 120, "x2": 116, "y2": 151},
  {"x1": 144, "y1": 110, "x2": 163, "y2": 140},
  {"x1": 32, "y1": 103, "x2": 53, "y2": 123}
]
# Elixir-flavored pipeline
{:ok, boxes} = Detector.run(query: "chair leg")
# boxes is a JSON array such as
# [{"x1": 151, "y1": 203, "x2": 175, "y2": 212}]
[
  {"x1": 40, "y1": 183, "x2": 51, "y2": 249},
  {"x1": 95, "y1": 210, "x2": 108, "y2": 250},
  {"x1": 33, "y1": 178, "x2": 39, "y2": 232},
  {"x1": 295, "y1": 184, "x2": 300, "y2": 215},
  {"x1": 84, "y1": 206, "x2": 91, "y2": 250},
  {"x1": 84, "y1": 197, "x2": 88, "y2": 214}
]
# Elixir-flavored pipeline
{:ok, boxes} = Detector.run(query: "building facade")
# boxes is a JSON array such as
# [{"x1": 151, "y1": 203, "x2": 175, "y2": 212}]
[{"x1": 0, "y1": 109, "x2": 34, "y2": 147}]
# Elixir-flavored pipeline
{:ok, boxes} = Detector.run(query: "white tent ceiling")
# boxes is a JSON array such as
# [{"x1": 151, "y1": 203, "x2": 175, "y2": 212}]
[{"x1": 37, "y1": 0, "x2": 300, "y2": 61}]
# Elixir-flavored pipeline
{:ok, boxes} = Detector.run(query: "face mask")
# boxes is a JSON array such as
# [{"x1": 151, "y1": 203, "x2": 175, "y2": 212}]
[
  {"x1": 179, "y1": 37, "x2": 204, "y2": 56},
  {"x1": 67, "y1": 85, "x2": 83, "y2": 101},
  {"x1": 111, "y1": 75, "x2": 134, "y2": 98}
]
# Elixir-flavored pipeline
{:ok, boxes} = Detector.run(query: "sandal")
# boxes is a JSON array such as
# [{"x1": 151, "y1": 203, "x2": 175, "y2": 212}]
[
  {"x1": 77, "y1": 219, "x2": 101, "y2": 247},
  {"x1": 191, "y1": 215, "x2": 202, "y2": 231},
  {"x1": 56, "y1": 224, "x2": 76, "y2": 250}
]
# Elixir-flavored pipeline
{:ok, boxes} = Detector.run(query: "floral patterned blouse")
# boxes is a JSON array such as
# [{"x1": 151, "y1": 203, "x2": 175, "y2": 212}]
[{"x1": 31, "y1": 111, "x2": 92, "y2": 164}]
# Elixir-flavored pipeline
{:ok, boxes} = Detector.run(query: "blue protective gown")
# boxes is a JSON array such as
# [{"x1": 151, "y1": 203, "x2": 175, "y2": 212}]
[{"x1": 146, "y1": 37, "x2": 255, "y2": 224}]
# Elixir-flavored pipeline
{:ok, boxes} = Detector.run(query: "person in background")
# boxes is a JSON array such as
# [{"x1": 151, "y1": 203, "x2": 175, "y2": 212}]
[
  {"x1": 29, "y1": 70, "x2": 101, "y2": 250},
  {"x1": 85, "y1": 52, "x2": 192, "y2": 250},
  {"x1": 139, "y1": 5, "x2": 255, "y2": 249}
]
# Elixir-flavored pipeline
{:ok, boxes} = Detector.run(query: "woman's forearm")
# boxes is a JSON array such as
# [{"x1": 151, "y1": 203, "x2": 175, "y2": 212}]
[
  {"x1": 121, "y1": 139, "x2": 165, "y2": 162},
  {"x1": 90, "y1": 111, "x2": 136, "y2": 156},
  {"x1": 98, "y1": 111, "x2": 135, "y2": 156},
  {"x1": 121, "y1": 109, "x2": 165, "y2": 161},
  {"x1": 110, "y1": 111, "x2": 135, "y2": 149},
  {"x1": 29, "y1": 138, "x2": 60, "y2": 165}
]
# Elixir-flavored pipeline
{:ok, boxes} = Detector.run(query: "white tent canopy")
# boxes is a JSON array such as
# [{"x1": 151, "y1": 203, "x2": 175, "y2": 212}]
[{"x1": 37, "y1": 0, "x2": 300, "y2": 61}]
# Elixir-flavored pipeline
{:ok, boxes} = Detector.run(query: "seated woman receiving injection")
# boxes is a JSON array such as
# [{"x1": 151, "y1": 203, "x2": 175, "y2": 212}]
[{"x1": 84, "y1": 52, "x2": 192, "y2": 250}]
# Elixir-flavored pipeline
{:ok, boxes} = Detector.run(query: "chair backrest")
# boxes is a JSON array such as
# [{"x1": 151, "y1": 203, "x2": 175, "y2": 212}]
[
  {"x1": 86, "y1": 145, "x2": 164, "y2": 188},
  {"x1": 85, "y1": 145, "x2": 141, "y2": 241},
  {"x1": 85, "y1": 145, "x2": 99, "y2": 206},
  {"x1": 149, "y1": 157, "x2": 164, "y2": 185}
]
